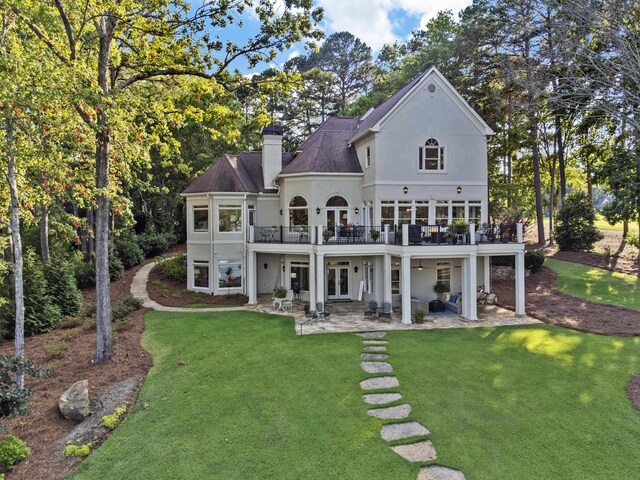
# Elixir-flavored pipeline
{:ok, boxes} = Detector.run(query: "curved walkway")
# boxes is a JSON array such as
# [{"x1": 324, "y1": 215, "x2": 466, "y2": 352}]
[{"x1": 130, "y1": 262, "x2": 245, "y2": 313}]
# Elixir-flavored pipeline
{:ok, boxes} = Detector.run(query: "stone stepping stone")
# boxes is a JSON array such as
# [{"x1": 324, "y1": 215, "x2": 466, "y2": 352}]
[
  {"x1": 381, "y1": 422, "x2": 430, "y2": 441},
  {"x1": 363, "y1": 393, "x2": 402, "y2": 405},
  {"x1": 360, "y1": 376, "x2": 399, "y2": 390},
  {"x1": 391, "y1": 440, "x2": 437, "y2": 462},
  {"x1": 361, "y1": 362, "x2": 393, "y2": 374},
  {"x1": 367, "y1": 404, "x2": 411, "y2": 419},
  {"x1": 361, "y1": 353, "x2": 389, "y2": 360},
  {"x1": 363, "y1": 346, "x2": 386, "y2": 353},
  {"x1": 356, "y1": 332, "x2": 387, "y2": 339},
  {"x1": 417, "y1": 466, "x2": 465, "y2": 480},
  {"x1": 363, "y1": 340, "x2": 388, "y2": 345}
]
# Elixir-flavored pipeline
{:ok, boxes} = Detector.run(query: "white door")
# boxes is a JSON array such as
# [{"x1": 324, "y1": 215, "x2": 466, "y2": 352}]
[{"x1": 327, "y1": 264, "x2": 350, "y2": 300}]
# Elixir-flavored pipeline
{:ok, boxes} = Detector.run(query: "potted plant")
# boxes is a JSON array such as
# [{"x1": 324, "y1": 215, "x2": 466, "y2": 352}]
[
  {"x1": 272, "y1": 286, "x2": 287, "y2": 299},
  {"x1": 322, "y1": 228, "x2": 333, "y2": 242},
  {"x1": 433, "y1": 282, "x2": 448, "y2": 295},
  {"x1": 443, "y1": 230, "x2": 455, "y2": 244},
  {"x1": 370, "y1": 229, "x2": 380, "y2": 242},
  {"x1": 412, "y1": 309, "x2": 427, "y2": 324}
]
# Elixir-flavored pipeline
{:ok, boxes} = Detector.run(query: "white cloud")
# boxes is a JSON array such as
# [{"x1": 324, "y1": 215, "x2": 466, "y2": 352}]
[{"x1": 316, "y1": 0, "x2": 472, "y2": 51}]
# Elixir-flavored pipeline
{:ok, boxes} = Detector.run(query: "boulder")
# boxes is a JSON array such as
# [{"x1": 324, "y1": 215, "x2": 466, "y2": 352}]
[{"x1": 59, "y1": 380, "x2": 90, "y2": 421}]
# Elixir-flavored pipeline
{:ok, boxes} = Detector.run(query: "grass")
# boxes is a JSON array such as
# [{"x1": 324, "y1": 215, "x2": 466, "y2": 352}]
[
  {"x1": 595, "y1": 215, "x2": 639, "y2": 233},
  {"x1": 183, "y1": 303, "x2": 237, "y2": 308},
  {"x1": 70, "y1": 312, "x2": 640, "y2": 479},
  {"x1": 546, "y1": 258, "x2": 640, "y2": 311},
  {"x1": 391, "y1": 325, "x2": 640, "y2": 479}
]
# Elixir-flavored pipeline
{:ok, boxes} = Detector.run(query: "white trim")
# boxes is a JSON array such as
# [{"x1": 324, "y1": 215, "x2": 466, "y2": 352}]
[
  {"x1": 278, "y1": 172, "x2": 364, "y2": 178},
  {"x1": 363, "y1": 180, "x2": 487, "y2": 188}
]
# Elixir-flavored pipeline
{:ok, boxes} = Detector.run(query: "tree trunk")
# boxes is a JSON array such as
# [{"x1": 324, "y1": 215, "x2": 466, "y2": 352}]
[
  {"x1": 93, "y1": 14, "x2": 117, "y2": 363},
  {"x1": 525, "y1": 69, "x2": 545, "y2": 245},
  {"x1": 4, "y1": 111, "x2": 25, "y2": 389},
  {"x1": 39, "y1": 205, "x2": 50, "y2": 263},
  {"x1": 623, "y1": 220, "x2": 628, "y2": 238},
  {"x1": 555, "y1": 118, "x2": 567, "y2": 199}
]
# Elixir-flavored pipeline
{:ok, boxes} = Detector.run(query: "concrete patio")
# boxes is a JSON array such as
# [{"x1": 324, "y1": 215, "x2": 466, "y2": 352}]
[{"x1": 246, "y1": 295, "x2": 541, "y2": 335}]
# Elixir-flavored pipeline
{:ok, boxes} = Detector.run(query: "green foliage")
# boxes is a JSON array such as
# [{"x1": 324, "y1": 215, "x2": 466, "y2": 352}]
[
  {"x1": 272, "y1": 287, "x2": 287, "y2": 298},
  {"x1": 553, "y1": 191, "x2": 603, "y2": 251},
  {"x1": 137, "y1": 227, "x2": 177, "y2": 258},
  {"x1": 108, "y1": 254, "x2": 124, "y2": 282},
  {"x1": 112, "y1": 295, "x2": 143, "y2": 321},
  {"x1": 114, "y1": 231, "x2": 145, "y2": 269},
  {"x1": 412, "y1": 309, "x2": 427, "y2": 324},
  {"x1": 72, "y1": 252, "x2": 124, "y2": 288},
  {"x1": 44, "y1": 256, "x2": 82, "y2": 317},
  {"x1": 0, "y1": 435, "x2": 30, "y2": 469},
  {"x1": 0, "y1": 356, "x2": 45, "y2": 419},
  {"x1": 101, "y1": 405, "x2": 127, "y2": 430},
  {"x1": 156, "y1": 255, "x2": 187, "y2": 282},
  {"x1": 626, "y1": 235, "x2": 640, "y2": 249},
  {"x1": 433, "y1": 282, "x2": 448, "y2": 294},
  {"x1": 64, "y1": 441, "x2": 92, "y2": 457},
  {"x1": 21, "y1": 250, "x2": 61, "y2": 335},
  {"x1": 524, "y1": 251, "x2": 545, "y2": 273},
  {"x1": 492, "y1": 256, "x2": 515, "y2": 267}
]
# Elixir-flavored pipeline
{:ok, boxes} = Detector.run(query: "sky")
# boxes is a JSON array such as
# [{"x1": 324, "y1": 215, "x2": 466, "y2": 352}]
[{"x1": 192, "y1": 0, "x2": 473, "y2": 73}]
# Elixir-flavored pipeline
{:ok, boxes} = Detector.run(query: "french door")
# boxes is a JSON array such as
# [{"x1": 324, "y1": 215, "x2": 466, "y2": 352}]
[{"x1": 327, "y1": 264, "x2": 350, "y2": 300}]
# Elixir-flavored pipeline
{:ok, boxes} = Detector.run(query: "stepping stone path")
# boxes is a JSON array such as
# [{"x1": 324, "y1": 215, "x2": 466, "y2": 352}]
[
  {"x1": 363, "y1": 393, "x2": 402, "y2": 405},
  {"x1": 355, "y1": 332, "x2": 466, "y2": 480},
  {"x1": 381, "y1": 421, "x2": 430, "y2": 441},
  {"x1": 417, "y1": 467, "x2": 466, "y2": 480},
  {"x1": 367, "y1": 404, "x2": 411, "y2": 419},
  {"x1": 361, "y1": 361, "x2": 393, "y2": 373},
  {"x1": 361, "y1": 353, "x2": 389, "y2": 360}
]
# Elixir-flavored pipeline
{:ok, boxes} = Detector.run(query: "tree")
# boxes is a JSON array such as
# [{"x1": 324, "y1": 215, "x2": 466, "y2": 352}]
[
  {"x1": 553, "y1": 190, "x2": 603, "y2": 251},
  {"x1": 12, "y1": 0, "x2": 323, "y2": 362}
]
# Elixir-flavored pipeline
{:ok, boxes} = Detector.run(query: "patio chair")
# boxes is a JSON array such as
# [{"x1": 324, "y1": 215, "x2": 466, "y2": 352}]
[
  {"x1": 282, "y1": 290, "x2": 294, "y2": 310},
  {"x1": 316, "y1": 302, "x2": 331, "y2": 318},
  {"x1": 303, "y1": 304, "x2": 318, "y2": 319},
  {"x1": 378, "y1": 302, "x2": 392, "y2": 322},
  {"x1": 364, "y1": 301, "x2": 378, "y2": 318},
  {"x1": 483, "y1": 293, "x2": 497, "y2": 305}
]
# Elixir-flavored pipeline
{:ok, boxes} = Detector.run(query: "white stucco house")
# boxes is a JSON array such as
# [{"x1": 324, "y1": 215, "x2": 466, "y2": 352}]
[{"x1": 181, "y1": 66, "x2": 526, "y2": 323}]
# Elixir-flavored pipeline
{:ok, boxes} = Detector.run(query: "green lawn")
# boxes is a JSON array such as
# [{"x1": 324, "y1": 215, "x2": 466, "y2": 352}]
[
  {"x1": 595, "y1": 215, "x2": 639, "y2": 233},
  {"x1": 70, "y1": 312, "x2": 640, "y2": 479},
  {"x1": 546, "y1": 258, "x2": 640, "y2": 311}
]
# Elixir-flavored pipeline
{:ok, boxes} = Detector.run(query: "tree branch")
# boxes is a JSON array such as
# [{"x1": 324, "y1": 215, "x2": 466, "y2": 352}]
[
  {"x1": 10, "y1": 4, "x2": 69, "y2": 65},
  {"x1": 52, "y1": 0, "x2": 76, "y2": 60},
  {"x1": 117, "y1": 68, "x2": 212, "y2": 89}
]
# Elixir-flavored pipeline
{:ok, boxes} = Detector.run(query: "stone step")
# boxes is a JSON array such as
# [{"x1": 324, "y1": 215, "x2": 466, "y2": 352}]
[
  {"x1": 361, "y1": 362, "x2": 393, "y2": 374},
  {"x1": 363, "y1": 346, "x2": 386, "y2": 353},
  {"x1": 391, "y1": 440, "x2": 437, "y2": 462},
  {"x1": 361, "y1": 353, "x2": 389, "y2": 361},
  {"x1": 356, "y1": 332, "x2": 387, "y2": 339},
  {"x1": 367, "y1": 403, "x2": 411, "y2": 419},
  {"x1": 362, "y1": 340, "x2": 388, "y2": 345},
  {"x1": 362, "y1": 393, "x2": 402, "y2": 405},
  {"x1": 381, "y1": 421, "x2": 430, "y2": 441},
  {"x1": 417, "y1": 466, "x2": 465, "y2": 480},
  {"x1": 360, "y1": 376, "x2": 399, "y2": 390}
]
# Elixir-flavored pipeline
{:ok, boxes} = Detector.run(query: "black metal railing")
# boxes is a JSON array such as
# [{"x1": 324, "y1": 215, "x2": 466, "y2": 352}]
[
  {"x1": 253, "y1": 226, "x2": 311, "y2": 244},
  {"x1": 475, "y1": 223, "x2": 518, "y2": 243},
  {"x1": 393, "y1": 224, "x2": 471, "y2": 245},
  {"x1": 321, "y1": 225, "x2": 385, "y2": 244}
]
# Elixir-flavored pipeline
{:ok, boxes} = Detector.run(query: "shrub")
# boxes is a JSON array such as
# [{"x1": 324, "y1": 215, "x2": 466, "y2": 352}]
[
  {"x1": 272, "y1": 287, "x2": 287, "y2": 298},
  {"x1": 0, "y1": 435, "x2": 30, "y2": 469},
  {"x1": 627, "y1": 234, "x2": 640, "y2": 249},
  {"x1": 0, "y1": 356, "x2": 45, "y2": 418},
  {"x1": 112, "y1": 295, "x2": 143, "y2": 321},
  {"x1": 73, "y1": 252, "x2": 124, "y2": 287},
  {"x1": 524, "y1": 251, "x2": 545, "y2": 273},
  {"x1": 491, "y1": 255, "x2": 515, "y2": 267},
  {"x1": 44, "y1": 256, "x2": 82, "y2": 317},
  {"x1": 63, "y1": 442, "x2": 91, "y2": 457},
  {"x1": 156, "y1": 254, "x2": 186, "y2": 281},
  {"x1": 108, "y1": 253, "x2": 124, "y2": 282},
  {"x1": 412, "y1": 309, "x2": 427, "y2": 324},
  {"x1": 553, "y1": 191, "x2": 603, "y2": 251},
  {"x1": 115, "y1": 231, "x2": 145, "y2": 269},
  {"x1": 137, "y1": 227, "x2": 177, "y2": 257},
  {"x1": 101, "y1": 404, "x2": 127, "y2": 430},
  {"x1": 433, "y1": 282, "x2": 449, "y2": 294},
  {"x1": 22, "y1": 250, "x2": 62, "y2": 335}
]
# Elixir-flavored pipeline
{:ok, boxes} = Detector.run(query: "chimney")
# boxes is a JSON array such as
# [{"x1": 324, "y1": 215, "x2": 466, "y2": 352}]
[{"x1": 261, "y1": 125, "x2": 283, "y2": 190}]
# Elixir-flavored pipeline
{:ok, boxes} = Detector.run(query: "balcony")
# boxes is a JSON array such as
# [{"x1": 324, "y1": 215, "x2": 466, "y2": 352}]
[{"x1": 249, "y1": 223, "x2": 521, "y2": 246}]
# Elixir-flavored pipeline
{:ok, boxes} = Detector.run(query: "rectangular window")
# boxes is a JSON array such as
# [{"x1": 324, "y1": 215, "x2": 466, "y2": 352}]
[
  {"x1": 248, "y1": 206, "x2": 256, "y2": 227},
  {"x1": 219, "y1": 205, "x2": 242, "y2": 232},
  {"x1": 452, "y1": 203, "x2": 465, "y2": 221},
  {"x1": 365, "y1": 146, "x2": 371, "y2": 168},
  {"x1": 436, "y1": 201, "x2": 449, "y2": 226},
  {"x1": 436, "y1": 262, "x2": 451, "y2": 292},
  {"x1": 391, "y1": 268, "x2": 400, "y2": 295},
  {"x1": 418, "y1": 145, "x2": 445, "y2": 171},
  {"x1": 218, "y1": 261, "x2": 242, "y2": 288},
  {"x1": 365, "y1": 263, "x2": 374, "y2": 294},
  {"x1": 398, "y1": 203, "x2": 412, "y2": 225},
  {"x1": 415, "y1": 202, "x2": 429, "y2": 226},
  {"x1": 381, "y1": 201, "x2": 395, "y2": 228},
  {"x1": 468, "y1": 203, "x2": 481, "y2": 225},
  {"x1": 289, "y1": 208, "x2": 308, "y2": 227},
  {"x1": 193, "y1": 261, "x2": 209, "y2": 288},
  {"x1": 290, "y1": 262, "x2": 310, "y2": 291},
  {"x1": 193, "y1": 206, "x2": 209, "y2": 232}
]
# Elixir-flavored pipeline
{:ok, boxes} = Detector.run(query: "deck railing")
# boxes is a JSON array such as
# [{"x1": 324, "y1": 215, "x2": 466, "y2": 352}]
[{"x1": 253, "y1": 226, "x2": 312, "y2": 244}]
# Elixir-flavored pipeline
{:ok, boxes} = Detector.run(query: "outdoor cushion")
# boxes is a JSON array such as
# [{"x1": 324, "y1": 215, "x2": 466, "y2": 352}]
[
  {"x1": 442, "y1": 292, "x2": 451, "y2": 302},
  {"x1": 449, "y1": 294, "x2": 457, "y2": 303}
]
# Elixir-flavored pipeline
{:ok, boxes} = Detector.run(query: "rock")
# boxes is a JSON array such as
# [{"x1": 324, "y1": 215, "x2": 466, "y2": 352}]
[
  {"x1": 361, "y1": 362, "x2": 393, "y2": 373},
  {"x1": 417, "y1": 466, "x2": 466, "y2": 480},
  {"x1": 367, "y1": 404, "x2": 411, "y2": 419},
  {"x1": 360, "y1": 376, "x2": 399, "y2": 390},
  {"x1": 356, "y1": 332, "x2": 387, "y2": 339},
  {"x1": 391, "y1": 440, "x2": 437, "y2": 462},
  {"x1": 363, "y1": 346, "x2": 387, "y2": 353},
  {"x1": 363, "y1": 393, "x2": 402, "y2": 405},
  {"x1": 381, "y1": 421, "x2": 430, "y2": 441},
  {"x1": 362, "y1": 340, "x2": 388, "y2": 345},
  {"x1": 361, "y1": 353, "x2": 389, "y2": 360},
  {"x1": 59, "y1": 380, "x2": 90, "y2": 421}
]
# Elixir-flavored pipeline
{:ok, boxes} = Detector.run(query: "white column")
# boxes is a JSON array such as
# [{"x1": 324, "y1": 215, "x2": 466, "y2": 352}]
[
  {"x1": 249, "y1": 226, "x2": 255, "y2": 243},
  {"x1": 515, "y1": 250, "x2": 526, "y2": 315},
  {"x1": 317, "y1": 225, "x2": 323, "y2": 245},
  {"x1": 469, "y1": 223, "x2": 476, "y2": 245},
  {"x1": 401, "y1": 255, "x2": 411, "y2": 324},
  {"x1": 467, "y1": 254, "x2": 477, "y2": 320},
  {"x1": 383, "y1": 254, "x2": 392, "y2": 307},
  {"x1": 402, "y1": 224, "x2": 409, "y2": 246},
  {"x1": 517, "y1": 223, "x2": 524, "y2": 243},
  {"x1": 384, "y1": 224, "x2": 390, "y2": 244},
  {"x1": 316, "y1": 253, "x2": 325, "y2": 308},
  {"x1": 483, "y1": 256, "x2": 491, "y2": 293},
  {"x1": 309, "y1": 252, "x2": 316, "y2": 308},
  {"x1": 247, "y1": 250, "x2": 257, "y2": 304}
]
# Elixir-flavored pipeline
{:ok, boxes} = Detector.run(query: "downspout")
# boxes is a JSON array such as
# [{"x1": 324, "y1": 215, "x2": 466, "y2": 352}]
[
  {"x1": 242, "y1": 194, "x2": 247, "y2": 296},
  {"x1": 208, "y1": 193, "x2": 214, "y2": 295}
]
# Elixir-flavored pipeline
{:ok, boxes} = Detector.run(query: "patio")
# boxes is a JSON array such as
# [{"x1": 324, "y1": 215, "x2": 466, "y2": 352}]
[{"x1": 247, "y1": 295, "x2": 541, "y2": 335}]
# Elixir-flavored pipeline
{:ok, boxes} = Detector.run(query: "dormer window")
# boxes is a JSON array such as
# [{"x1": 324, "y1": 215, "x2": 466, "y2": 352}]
[{"x1": 418, "y1": 138, "x2": 445, "y2": 171}]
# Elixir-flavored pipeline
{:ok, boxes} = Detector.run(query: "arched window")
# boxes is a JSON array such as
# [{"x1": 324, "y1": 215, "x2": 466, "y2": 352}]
[
  {"x1": 418, "y1": 138, "x2": 445, "y2": 171},
  {"x1": 326, "y1": 196, "x2": 348, "y2": 207},
  {"x1": 289, "y1": 196, "x2": 308, "y2": 226}
]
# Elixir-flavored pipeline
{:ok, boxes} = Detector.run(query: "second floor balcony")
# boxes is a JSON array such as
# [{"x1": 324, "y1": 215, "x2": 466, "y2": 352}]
[{"x1": 249, "y1": 223, "x2": 522, "y2": 246}]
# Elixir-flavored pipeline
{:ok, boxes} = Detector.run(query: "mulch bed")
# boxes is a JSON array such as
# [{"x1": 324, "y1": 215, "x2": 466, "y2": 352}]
[{"x1": 0, "y1": 242, "x2": 638, "y2": 480}]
